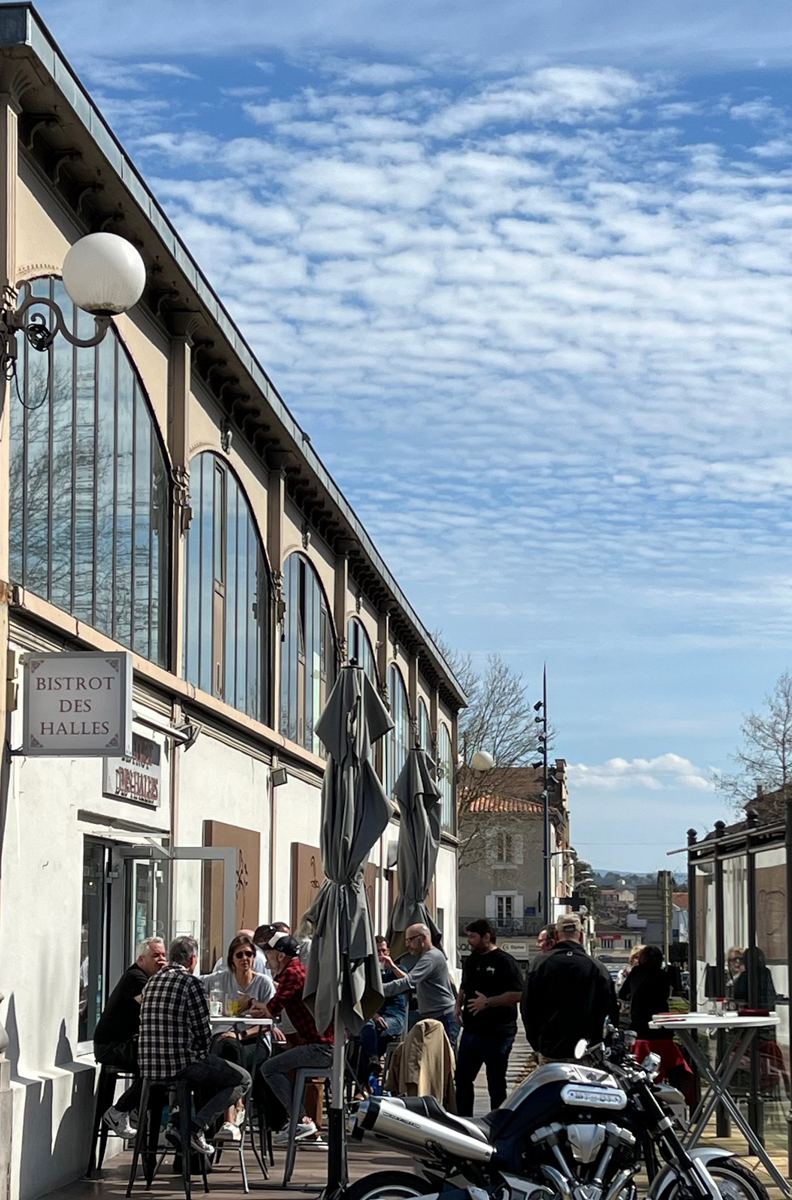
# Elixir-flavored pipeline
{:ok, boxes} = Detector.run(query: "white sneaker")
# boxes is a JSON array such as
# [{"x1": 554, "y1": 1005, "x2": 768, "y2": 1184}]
[
  {"x1": 298, "y1": 1135, "x2": 327, "y2": 1150},
  {"x1": 214, "y1": 1122, "x2": 241, "y2": 1143},
  {"x1": 102, "y1": 1107, "x2": 137, "y2": 1140},
  {"x1": 273, "y1": 1119, "x2": 317, "y2": 1146}
]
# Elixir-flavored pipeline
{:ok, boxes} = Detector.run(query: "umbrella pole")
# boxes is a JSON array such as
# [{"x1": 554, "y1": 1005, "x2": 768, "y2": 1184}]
[{"x1": 326, "y1": 1004, "x2": 347, "y2": 1198}]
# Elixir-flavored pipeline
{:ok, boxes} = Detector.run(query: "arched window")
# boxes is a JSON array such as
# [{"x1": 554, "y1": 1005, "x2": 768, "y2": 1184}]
[
  {"x1": 9, "y1": 277, "x2": 169, "y2": 664},
  {"x1": 385, "y1": 663, "x2": 410, "y2": 797},
  {"x1": 347, "y1": 616, "x2": 377, "y2": 685},
  {"x1": 418, "y1": 698, "x2": 432, "y2": 755},
  {"x1": 438, "y1": 723, "x2": 454, "y2": 832},
  {"x1": 281, "y1": 552, "x2": 337, "y2": 754},
  {"x1": 183, "y1": 453, "x2": 269, "y2": 721}
]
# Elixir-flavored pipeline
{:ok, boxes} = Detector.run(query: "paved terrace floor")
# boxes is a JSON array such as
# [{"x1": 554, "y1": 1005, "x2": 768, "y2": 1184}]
[{"x1": 41, "y1": 1030, "x2": 791, "y2": 1200}]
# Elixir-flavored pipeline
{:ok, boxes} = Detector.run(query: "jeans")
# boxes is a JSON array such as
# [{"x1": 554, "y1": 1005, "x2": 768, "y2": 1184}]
[
  {"x1": 454, "y1": 1029, "x2": 515, "y2": 1116},
  {"x1": 437, "y1": 1011, "x2": 461, "y2": 1052},
  {"x1": 95, "y1": 1040, "x2": 141, "y2": 1114},
  {"x1": 259, "y1": 1043, "x2": 333, "y2": 1120},
  {"x1": 176, "y1": 1054, "x2": 251, "y2": 1131},
  {"x1": 359, "y1": 1014, "x2": 406, "y2": 1068}
]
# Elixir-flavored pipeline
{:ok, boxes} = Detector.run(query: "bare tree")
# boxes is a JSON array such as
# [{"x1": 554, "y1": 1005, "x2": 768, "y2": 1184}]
[
  {"x1": 717, "y1": 671, "x2": 792, "y2": 816},
  {"x1": 436, "y1": 635, "x2": 551, "y2": 866}
]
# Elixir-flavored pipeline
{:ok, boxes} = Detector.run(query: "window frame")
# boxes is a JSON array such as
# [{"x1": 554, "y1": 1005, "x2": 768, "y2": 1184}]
[
  {"x1": 385, "y1": 662, "x2": 411, "y2": 797},
  {"x1": 10, "y1": 275, "x2": 171, "y2": 666},
  {"x1": 280, "y1": 552, "x2": 338, "y2": 755},
  {"x1": 183, "y1": 452, "x2": 271, "y2": 723}
]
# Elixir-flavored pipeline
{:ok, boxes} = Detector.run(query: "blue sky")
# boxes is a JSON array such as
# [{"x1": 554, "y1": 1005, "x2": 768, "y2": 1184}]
[{"x1": 33, "y1": 0, "x2": 792, "y2": 871}]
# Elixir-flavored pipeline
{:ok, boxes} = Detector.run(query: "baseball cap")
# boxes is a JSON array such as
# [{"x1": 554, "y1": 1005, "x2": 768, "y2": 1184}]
[
  {"x1": 555, "y1": 913, "x2": 583, "y2": 936},
  {"x1": 266, "y1": 932, "x2": 300, "y2": 957}
]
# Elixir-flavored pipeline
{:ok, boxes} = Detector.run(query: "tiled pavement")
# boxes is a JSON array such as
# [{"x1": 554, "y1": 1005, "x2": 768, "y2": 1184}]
[{"x1": 41, "y1": 1029, "x2": 791, "y2": 1200}]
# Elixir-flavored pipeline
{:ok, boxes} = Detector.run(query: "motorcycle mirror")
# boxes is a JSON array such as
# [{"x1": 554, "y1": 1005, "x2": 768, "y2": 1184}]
[{"x1": 574, "y1": 1038, "x2": 588, "y2": 1060}]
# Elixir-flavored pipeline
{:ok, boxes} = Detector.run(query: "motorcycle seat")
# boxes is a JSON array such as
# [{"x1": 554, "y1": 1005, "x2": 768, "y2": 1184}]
[{"x1": 400, "y1": 1096, "x2": 490, "y2": 1142}]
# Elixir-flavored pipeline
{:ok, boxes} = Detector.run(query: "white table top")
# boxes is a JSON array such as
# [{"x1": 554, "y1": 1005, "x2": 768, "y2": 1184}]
[
  {"x1": 649, "y1": 1013, "x2": 779, "y2": 1030},
  {"x1": 210, "y1": 1016, "x2": 272, "y2": 1028}
]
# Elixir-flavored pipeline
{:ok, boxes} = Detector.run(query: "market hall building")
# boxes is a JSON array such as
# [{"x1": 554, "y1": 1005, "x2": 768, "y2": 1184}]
[{"x1": 0, "y1": 8, "x2": 466, "y2": 1198}]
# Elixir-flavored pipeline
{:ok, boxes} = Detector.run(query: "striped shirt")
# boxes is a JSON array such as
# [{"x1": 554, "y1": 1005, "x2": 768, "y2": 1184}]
[{"x1": 139, "y1": 964, "x2": 211, "y2": 1081}]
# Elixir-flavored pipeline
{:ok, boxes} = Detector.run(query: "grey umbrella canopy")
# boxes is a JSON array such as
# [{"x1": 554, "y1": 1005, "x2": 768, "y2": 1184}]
[
  {"x1": 303, "y1": 663, "x2": 394, "y2": 1038},
  {"x1": 387, "y1": 746, "x2": 443, "y2": 961}
]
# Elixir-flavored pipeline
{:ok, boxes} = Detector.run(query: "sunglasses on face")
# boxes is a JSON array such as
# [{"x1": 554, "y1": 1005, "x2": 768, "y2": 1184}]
[{"x1": 234, "y1": 950, "x2": 254, "y2": 959}]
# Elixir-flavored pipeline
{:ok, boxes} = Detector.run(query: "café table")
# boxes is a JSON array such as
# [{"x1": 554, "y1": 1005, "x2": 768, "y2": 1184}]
[
  {"x1": 209, "y1": 1016, "x2": 273, "y2": 1182},
  {"x1": 649, "y1": 1013, "x2": 789, "y2": 1197}
]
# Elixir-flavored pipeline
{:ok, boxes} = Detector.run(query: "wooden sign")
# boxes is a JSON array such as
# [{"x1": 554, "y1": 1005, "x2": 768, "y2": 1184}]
[
  {"x1": 292, "y1": 843, "x2": 326, "y2": 931},
  {"x1": 201, "y1": 821, "x2": 260, "y2": 973}
]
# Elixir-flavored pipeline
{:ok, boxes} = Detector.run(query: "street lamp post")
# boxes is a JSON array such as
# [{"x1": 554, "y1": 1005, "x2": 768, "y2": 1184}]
[
  {"x1": 0, "y1": 232, "x2": 146, "y2": 381},
  {"x1": 533, "y1": 665, "x2": 551, "y2": 925}
]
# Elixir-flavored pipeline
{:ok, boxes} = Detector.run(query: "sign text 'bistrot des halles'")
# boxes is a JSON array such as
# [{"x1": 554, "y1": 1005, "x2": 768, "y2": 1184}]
[{"x1": 22, "y1": 651, "x2": 133, "y2": 757}]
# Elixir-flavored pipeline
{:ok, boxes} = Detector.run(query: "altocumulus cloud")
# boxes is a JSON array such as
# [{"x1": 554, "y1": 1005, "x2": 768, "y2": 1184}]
[{"x1": 568, "y1": 754, "x2": 716, "y2": 792}]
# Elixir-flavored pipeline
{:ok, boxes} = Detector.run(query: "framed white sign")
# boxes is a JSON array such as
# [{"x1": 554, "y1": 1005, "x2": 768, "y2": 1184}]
[
  {"x1": 23, "y1": 651, "x2": 133, "y2": 757},
  {"x1": 103, "y1": 733, "x2": 161, "y2": 806}
]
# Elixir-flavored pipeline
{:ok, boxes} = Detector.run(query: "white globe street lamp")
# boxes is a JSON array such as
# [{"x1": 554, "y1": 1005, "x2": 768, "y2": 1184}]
[
  {"x1": 2, "y1": 232, "x2": 146, "y2": 382},
  {"x1": 62, "y1": 232, "x2": 146, "y2": 315},
  {"x1": 470, "y1": 749, "x2": 495, "y2": 772}
]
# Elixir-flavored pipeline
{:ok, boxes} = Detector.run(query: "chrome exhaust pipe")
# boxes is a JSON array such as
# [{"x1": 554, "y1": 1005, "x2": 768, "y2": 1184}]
[{"x1": 356, "y1": 1097, "x2": 494, "y2": 1162}]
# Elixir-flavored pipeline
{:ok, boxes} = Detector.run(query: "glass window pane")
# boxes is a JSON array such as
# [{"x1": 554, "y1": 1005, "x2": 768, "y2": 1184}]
[
  {"x1": 11, "y1": 279, "x2": 168, "y2": 665},
  {"x1": 95, "y1": 337, "x2": 116, "y2": 634},
  {"x1": 133, "y1": 387, "x2": 152, "y2": 658},
  {"x1": 225, "y1": 480, "x2": 238, "y2": 708},
  {"x1": 79, "y1": 839, "x2": 108, "y2": 1044},
  {"x1": 199, "y1": 456, "x2": 214, "y2": 693}
]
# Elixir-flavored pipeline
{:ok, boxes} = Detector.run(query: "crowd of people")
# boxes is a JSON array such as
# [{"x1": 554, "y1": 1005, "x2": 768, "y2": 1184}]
[{"x1": 95, "y1": 909, "x2": 690, "y2": 1154}]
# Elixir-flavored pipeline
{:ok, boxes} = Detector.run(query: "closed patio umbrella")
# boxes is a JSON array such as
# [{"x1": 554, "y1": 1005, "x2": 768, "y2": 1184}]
[
  {"x1": 303, "y1": 663, "x2": 393, "y2": 1196},
  {"x1": 387, "y1": 745, "x2": 443, "y2": 962}
]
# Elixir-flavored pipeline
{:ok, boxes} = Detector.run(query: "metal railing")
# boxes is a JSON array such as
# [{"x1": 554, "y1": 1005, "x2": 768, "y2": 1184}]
[{"x1": 458, "y1": 917, "x2": 544, "y2": 937}]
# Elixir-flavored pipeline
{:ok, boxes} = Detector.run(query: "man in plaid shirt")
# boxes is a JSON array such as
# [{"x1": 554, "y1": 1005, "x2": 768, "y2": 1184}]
[
  {"x1": 252, "y1": 933, "x2": 333, "y2": 1143},
  {"x1": 139, "y1": 936, "x2": 250, "y2": 1156}
]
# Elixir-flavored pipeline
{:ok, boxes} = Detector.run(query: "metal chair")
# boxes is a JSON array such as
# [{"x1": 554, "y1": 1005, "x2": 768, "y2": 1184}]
[
  {"x1": 282, "y1": 1066, "x2": 333, "y2": 1187},
  {"x1": 87, "y1": 1062, "x2": 137, "y2": 1176},
  {"x1": 126, "y1": 1077, "x2": 209, "y2": 1199}
]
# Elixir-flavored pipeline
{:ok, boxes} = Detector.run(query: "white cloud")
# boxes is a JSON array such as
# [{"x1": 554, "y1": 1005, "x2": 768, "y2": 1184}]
[{"x1": 567, "y1": 755, "x2": 716, "y2": 793}]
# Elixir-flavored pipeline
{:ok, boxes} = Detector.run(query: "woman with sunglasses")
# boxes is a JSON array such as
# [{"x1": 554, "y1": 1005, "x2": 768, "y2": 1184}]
[{"x1": 203, "y1": 933, "x2": 275, "y2": 1141}]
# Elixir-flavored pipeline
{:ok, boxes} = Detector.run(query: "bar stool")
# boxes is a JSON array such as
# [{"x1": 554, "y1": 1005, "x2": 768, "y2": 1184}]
[
  {"x1": 126, "y1": 1077, "x2": 209, "y2": 1199},
  {"x1": 282, "y1": 1067, "x2": 333, "y2": 1187},
  {"x1": 88, "y1": 1062, "x2": 138, "y2": 1176}
]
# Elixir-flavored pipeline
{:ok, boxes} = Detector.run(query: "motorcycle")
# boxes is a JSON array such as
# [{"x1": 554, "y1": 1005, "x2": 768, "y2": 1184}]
[{"x1": 346, "y1": 1029, "x2": 769, "y2": 1200}]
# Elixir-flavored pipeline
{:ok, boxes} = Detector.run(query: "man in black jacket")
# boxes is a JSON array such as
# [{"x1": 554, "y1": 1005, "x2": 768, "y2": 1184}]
[{"x1": 522, "y1": 914, "x2": 617, "y2": 1060}]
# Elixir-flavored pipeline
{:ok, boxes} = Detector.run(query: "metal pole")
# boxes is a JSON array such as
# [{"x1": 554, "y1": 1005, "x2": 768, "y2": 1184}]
[
  {"x1": 714, "y1": 822, "x2": 729, "y2": 1139},
  {"x1": 687, "y1": 830, "x2": 698, "y2": 1011},
  {"x1": 785, "y1": 791, "x2": 792, "y2": 1177},
  {"x1": 746, "y1": 839, "x2": 763, "y2": 1142},
  {"x1": 541, "y1": 665, "x2": 551, "y2": 926}
]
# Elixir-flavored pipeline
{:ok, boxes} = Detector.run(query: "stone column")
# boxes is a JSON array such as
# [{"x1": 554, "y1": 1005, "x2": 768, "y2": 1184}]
[{"x1": 0, "y1": 89, "x2": 20, "y2": 1200}]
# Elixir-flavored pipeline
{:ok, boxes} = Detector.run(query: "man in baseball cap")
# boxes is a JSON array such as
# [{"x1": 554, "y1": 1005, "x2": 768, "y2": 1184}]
[
  {"x1": 521, "y1": 912, "x2": 617, "y2": 1061},
  {"x1": 249, "y1": 931, "x2": 333, "y2": 1145}
]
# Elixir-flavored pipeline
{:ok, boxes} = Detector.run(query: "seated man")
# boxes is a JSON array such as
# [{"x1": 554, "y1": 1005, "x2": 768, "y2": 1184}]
[
  {"x1": 94, "y1": 936, "x2": 167, "y2": 1139},
  {"x1": 139, "y1": 935, "x2": 251, "y2": 1158},
  {"x1": 253, "y1": 933, "x2": 333, "y2": 1146},
  {"x1": 359, "y1": 936, "x2": 407, "y2": 1078}
]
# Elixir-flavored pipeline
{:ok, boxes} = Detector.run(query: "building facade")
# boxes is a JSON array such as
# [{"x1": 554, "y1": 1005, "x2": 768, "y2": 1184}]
[
  {"x1": 0, "y1": 9, "x2": 465, "y2": 1199},
  {"x1": 457, "y1": 761, "x2": 572, "y2": 968}
]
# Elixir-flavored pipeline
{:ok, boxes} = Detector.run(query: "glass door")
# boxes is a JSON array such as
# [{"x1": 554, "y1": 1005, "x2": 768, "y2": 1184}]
[
  {"x1": 79, "y1": 838, "x2": 111, "y2": 1046},
  {"x1": 126, "y1": 857, "x2": 169, "y2": 964}
]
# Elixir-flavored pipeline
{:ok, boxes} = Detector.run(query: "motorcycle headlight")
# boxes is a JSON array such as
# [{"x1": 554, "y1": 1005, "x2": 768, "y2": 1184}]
[{"x1": 642, "y1": 1052, "x2": 662, "y2": 1081}]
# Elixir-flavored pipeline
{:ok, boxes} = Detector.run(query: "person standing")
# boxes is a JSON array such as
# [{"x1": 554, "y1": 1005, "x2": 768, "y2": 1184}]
[
  {"x1": 380, "y1": 923, "x2": 459, "y2": 1049},
  {"x1": 139, "y1": 936, "x2": 251, "y2": 1157},
  {"x1": 536, "y1": 926, "x2": 557, "y2": 955},
  {"x1": 522, "y1": 914, "x2": 617, "y2": 1061},
  {"x1": 94, "y1": 936, "x2": 167, "y2": 1138},
  {"x1": 454, "y1": 919, "x2": 523, "y2": 1115}
]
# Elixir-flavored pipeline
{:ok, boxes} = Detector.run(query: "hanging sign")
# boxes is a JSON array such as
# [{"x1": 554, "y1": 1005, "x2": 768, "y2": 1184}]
[
  {"x1": 103, "y1": 733, "x2": 161, "y2": 806},
  {"x1": 22, "y1": 651, "x2": 133, "y2": 757}
]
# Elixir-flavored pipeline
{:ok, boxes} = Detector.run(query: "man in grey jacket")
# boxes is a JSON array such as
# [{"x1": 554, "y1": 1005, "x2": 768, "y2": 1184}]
[{"x1": 380, "y1": 923, "x2": 459, "y2": 1049}]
